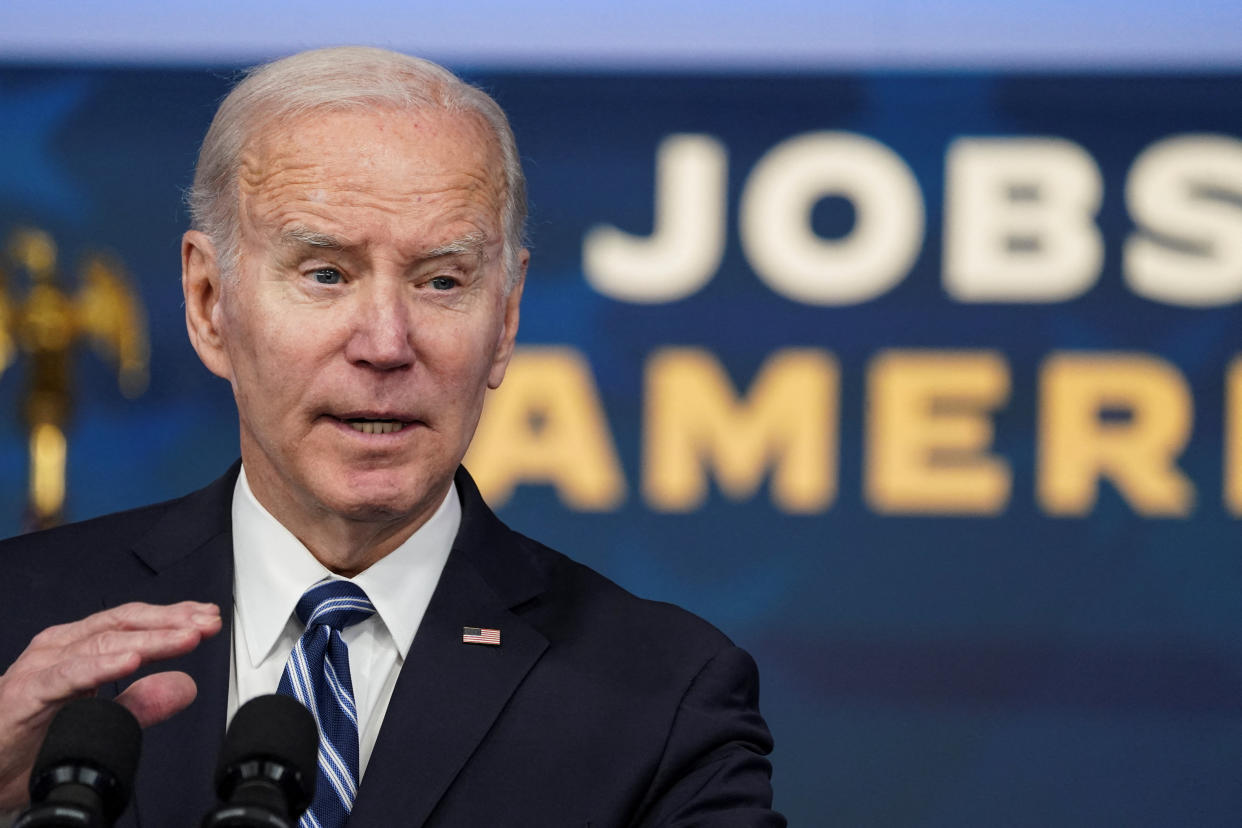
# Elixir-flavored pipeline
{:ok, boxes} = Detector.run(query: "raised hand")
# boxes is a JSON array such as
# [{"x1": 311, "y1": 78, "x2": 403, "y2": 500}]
[{"x1": 0, "y1": 601, "x2": 222, "y2": 809}]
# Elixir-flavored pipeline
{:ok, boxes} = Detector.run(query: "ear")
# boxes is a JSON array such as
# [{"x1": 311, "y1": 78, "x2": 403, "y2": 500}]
[
  {"x1": 487, "y1": 248, "x2": 527, "y2": 389},
  {"x1": 182, "y1": 230, "x2": 233, "y2": 381}
]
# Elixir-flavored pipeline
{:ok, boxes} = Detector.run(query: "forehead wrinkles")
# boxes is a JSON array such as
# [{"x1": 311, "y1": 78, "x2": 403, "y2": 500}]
[
  {"x1": 237, "y1": 109, "x2": 507, "y2": 230},
  {"x1": 239, "y1": 166, "x2": 501, "y2": 230}
]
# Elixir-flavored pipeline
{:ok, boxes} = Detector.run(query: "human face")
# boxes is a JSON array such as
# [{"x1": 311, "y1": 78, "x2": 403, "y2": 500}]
[{"x1": 183, "y1": 107, "x2": 523, "y2": 563}]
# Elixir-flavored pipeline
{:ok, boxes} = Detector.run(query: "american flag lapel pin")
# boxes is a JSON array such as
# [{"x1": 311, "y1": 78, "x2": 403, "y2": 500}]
[{"x1": 463, "y1": 626, "x2": 501, "y2": 646}]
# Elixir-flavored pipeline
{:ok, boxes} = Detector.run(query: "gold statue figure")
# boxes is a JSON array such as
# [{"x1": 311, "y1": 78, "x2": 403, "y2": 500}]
[{"x1": 1, "y1": 227, "x2": 149, "y2": 530}]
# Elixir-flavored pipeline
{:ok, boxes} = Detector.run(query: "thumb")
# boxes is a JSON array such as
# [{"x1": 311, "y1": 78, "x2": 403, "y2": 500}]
[{"x1": 114, "y1": 671, "x2": 198, "y2": 728}]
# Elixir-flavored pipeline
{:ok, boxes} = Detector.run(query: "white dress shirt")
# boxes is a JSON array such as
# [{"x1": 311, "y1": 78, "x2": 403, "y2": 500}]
[{"x1": 227, "y1": 467, "x2": 458, "y2": 777}]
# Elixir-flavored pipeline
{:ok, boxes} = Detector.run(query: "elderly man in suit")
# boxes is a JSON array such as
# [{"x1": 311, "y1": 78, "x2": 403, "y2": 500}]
[{"x1": 0, "y1": 47, "x2": 781, "y2": 827}]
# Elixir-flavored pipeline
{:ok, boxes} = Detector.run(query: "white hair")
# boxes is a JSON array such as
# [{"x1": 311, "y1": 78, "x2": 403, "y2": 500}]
[{"x1": 187, "y1": 46, "x2": 527, "y2": 289}]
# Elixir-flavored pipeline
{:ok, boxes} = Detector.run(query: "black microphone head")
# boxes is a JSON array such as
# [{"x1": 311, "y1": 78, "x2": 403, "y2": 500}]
[
  {"x1": 30, "y1": 697, "x2": 141, "y2": 821},
  {"x1": 216, "y1": 694, "x2": 318, "y2": 813}
]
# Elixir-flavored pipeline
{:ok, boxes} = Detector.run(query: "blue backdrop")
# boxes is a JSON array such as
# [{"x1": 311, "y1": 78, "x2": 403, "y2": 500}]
[{"x1": 2, "y1": 66, "x2": 1242, "y2": 825}]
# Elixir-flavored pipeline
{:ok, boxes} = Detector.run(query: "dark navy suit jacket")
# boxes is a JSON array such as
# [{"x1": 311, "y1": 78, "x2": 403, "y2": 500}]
[{"x1": 0, "y1": 464, "x2": 782, "y2": 827}]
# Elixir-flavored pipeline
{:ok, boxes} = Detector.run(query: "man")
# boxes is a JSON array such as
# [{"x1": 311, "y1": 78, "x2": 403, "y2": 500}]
[{"x1": 0, "y1": 47, "x2": 781, "y2": 827}]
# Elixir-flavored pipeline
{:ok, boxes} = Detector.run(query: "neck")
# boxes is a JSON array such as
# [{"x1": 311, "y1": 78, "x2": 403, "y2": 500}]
[
  {"x1": 240, "y1": 465, "x2": 449, "y2": 577},
  {"x1": 289, "y1": 518, "x2": 427, "y2": 577}
]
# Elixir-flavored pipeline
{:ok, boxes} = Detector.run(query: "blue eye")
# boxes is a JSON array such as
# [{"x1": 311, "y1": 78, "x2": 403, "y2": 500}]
[
  {"x1": 312, "y1": 268, "x2": 342, "y2": 285},
  {"x1": 430, "y1": 276, "x2": 457, "y2": 290}
]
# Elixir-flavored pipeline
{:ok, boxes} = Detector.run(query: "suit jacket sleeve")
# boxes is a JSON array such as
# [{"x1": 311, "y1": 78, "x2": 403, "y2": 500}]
[{"x1": 634, "y1": 645, "x2": 785, "y2": 827}]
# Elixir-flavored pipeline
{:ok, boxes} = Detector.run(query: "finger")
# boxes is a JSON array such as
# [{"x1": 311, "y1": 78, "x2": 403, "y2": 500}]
[
  {"x1": 64, "y1": 626, "x2": 207, "y2": 663},
  {"x1": 17, "y1": 620, "x2": 215, "y2": 706},
  {"x1": 31, "y1": 602, "x2": 221, "y2": 649},
  {"x1": 0, "y1": 652, "x2": 141, "y2": 720},
  {"x1": 115, "y1": 672, "x2": 197, "y2": 728},
  {"x1": 18, "y1": 624, "x2": 209, "y2": 676}
]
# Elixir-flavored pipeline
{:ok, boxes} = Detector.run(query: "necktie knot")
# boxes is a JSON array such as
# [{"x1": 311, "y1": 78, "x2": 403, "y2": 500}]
[{"x1": 295, "y1": 579, "x2": 374, "y2": 632}]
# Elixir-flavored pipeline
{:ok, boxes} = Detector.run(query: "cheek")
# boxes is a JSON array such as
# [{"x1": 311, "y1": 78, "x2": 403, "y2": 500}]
[
  {"x1": 221, "y1": 301, "x2": 306, "y2": 394},
  {"x1": 411, "y1": 334, "x2": 489, "y2": 418},
  {"x1": 445, "y1": 326, "x2": 502, "y2": 385}
]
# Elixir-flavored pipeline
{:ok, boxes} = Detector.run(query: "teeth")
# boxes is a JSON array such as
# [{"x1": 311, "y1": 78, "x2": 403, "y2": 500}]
[{"x1": 347, "y1": 420, "x2": 408, "y2": 435}]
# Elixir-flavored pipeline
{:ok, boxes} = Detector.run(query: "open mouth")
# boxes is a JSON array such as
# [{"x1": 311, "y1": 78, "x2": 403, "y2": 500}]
[{"x1": 343, "y1": 418, "x2": 413, "y2": 435}]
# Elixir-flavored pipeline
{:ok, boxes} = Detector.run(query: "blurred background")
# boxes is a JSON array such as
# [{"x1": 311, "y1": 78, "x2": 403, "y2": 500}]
[{"x1": 3, "y1": 2, "x2": 1242, "y2": 824}]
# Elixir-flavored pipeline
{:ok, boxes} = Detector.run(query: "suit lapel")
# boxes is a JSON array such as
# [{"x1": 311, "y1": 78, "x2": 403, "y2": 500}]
[
  {"x1": 349, "y1": 469, "x2": 549, "y2": 827},
  {"x1": 106, "y1": 465, "x2": 238, "y2": 828}
]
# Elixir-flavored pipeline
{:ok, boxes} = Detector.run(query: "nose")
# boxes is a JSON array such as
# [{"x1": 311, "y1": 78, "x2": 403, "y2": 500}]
[{"x1": 344, "y1": 281, "x2": 415, "y2": 371}]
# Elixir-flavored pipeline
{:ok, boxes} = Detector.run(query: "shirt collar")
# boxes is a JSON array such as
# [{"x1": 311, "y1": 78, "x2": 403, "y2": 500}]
[{"x1": 231, "y1": 466, "x2": 460, "y2": 668}]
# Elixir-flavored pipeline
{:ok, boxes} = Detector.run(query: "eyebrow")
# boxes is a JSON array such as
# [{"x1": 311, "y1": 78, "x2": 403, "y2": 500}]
[
  {"x1": 281, "y1": 226, "x2": 346, "y2": 250},
  {"x1": 423, "y1": 231, "x2": 488, "y2": 260},
  {"x1": 279, "y1": 227, "x2": 488, "y2": 260}
]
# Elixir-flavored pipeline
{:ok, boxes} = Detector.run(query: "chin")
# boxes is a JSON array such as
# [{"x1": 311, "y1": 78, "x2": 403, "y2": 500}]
[{"x1": 321, "y1": 471, "x2": 442, "y2": 524}]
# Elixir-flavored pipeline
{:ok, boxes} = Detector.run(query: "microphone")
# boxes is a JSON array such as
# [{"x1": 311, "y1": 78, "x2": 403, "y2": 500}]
[
  {"x1": 15, "y1": 697, "x2": 142, "y2": 828},
  {"x1": 200, "y1": 694, "x2": 318, "y2": 828}
]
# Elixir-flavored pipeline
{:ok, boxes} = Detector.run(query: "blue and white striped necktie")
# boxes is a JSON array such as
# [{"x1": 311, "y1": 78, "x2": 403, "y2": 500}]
[{"x1": 278, "y1": 579, "x2": 375, "y2": 828}]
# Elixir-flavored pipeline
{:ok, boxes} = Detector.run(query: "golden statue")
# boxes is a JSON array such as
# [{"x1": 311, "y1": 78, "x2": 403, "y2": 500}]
[{"x1": 1, "y1": 227, "x2": 149, "y2": 530}]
